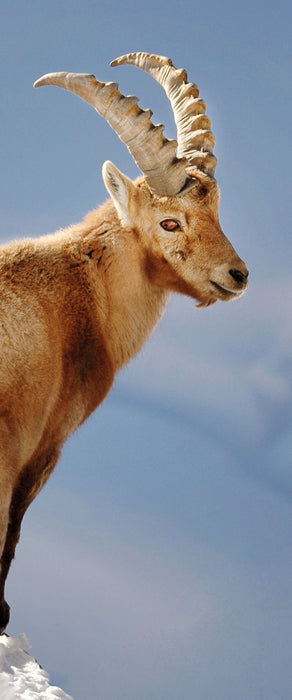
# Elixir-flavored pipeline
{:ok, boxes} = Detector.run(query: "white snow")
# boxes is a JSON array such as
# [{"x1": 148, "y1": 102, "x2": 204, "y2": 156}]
[{"x1": 0, "y1": 634, "x2": 74, "y2": 700}]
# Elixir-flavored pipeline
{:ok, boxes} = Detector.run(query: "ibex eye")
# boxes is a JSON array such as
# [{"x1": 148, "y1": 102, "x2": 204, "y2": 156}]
[{"x1": 160, "y1": 220, "x2": 179, "y2": 231}]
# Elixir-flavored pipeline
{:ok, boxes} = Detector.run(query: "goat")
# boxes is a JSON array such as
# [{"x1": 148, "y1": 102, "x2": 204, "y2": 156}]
[{"x1": 0, "y1": 52, "x2": 248, "y2": 632}]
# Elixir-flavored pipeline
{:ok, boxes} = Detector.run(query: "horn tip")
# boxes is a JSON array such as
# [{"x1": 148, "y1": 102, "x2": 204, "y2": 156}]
[
  {"x1": 33, "y1": 72, "x2": 68, "y2": 89},
  {"x1": 110, "y1": 57, "x2": 123, "y2": 68},
  {"x1": 110, "y1": 52, "x2": 173, "y2": 69},
  {"x1": 33, "y1": 76, "x2": 47, "y2": 88}
]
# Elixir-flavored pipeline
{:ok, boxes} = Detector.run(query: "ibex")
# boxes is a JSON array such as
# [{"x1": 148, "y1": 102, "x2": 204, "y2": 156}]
[{"x1": 0, "y1": 52, "x2": 248, "y2": 632}]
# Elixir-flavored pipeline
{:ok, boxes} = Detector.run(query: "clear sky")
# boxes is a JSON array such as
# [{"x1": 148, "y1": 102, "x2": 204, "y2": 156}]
[{"x1": 1, "y1": 1, "x2": 292, "y2": 699}]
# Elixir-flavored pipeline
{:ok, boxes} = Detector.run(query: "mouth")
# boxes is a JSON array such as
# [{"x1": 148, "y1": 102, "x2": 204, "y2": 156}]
[{"x1": 210, "y1": 280, "x2": 246, "y2": 300}]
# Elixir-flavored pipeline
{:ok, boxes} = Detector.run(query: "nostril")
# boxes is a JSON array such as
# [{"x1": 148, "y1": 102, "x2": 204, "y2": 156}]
[{"x1": 229, "y1": 268, "x2": 249, "y2": 284}]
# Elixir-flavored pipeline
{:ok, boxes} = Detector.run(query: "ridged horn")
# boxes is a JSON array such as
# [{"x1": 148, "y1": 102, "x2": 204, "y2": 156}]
[
  {"x1": 33, "y1": 71, "x2": 189, "y2": 196},
  {"x1": 111, "y1": 53, "x2": 217, "y2": 177}
]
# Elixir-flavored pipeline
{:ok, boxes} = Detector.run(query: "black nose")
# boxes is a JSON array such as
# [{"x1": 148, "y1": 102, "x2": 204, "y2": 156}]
[{"x1": 229, "y1": 268, "x2": 249, "y2": 285}]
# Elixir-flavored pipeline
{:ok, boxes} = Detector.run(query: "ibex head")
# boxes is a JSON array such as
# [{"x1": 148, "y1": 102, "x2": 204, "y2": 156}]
[{"x1": 34, "y1": 52, "x2": 248, "y2": 307}]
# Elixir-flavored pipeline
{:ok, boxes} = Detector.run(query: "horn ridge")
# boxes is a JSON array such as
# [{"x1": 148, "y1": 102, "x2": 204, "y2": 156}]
[
  {"x1": 34, "y1": 70, "x2": 188, "y2": 196},
  {"x1": 112, "y1": 52, "x2": 217, "y2": 176}
]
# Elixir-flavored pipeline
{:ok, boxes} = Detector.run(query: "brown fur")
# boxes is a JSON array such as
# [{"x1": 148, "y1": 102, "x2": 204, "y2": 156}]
[{"x1": 0, "y1": 165, "x2": 248, "y2": 631}]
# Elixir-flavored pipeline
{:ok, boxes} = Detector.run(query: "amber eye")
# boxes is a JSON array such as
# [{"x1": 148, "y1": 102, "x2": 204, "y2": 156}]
[{"x1": 160, "y1": 219, "x2": 180, "y2": 232}]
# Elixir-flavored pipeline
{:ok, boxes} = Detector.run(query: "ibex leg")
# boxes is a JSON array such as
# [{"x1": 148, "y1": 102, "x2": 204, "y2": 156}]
[
  {"x1": 0, "y1": 473, "x2": 13, "y2": 632},
  {"x1": 0, "y1": 446, "x2": 60, "y2": 632}
]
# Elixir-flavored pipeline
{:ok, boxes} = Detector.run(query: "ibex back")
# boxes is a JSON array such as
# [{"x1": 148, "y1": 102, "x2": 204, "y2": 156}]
[{"x1": 0, "y1": 53, "x2": 248, "y2": 631}]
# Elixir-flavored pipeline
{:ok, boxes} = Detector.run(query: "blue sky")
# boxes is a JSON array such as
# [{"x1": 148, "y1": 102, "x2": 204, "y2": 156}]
[{"x1": 1, "y1": 1, "x2": 292, "y2": 699}]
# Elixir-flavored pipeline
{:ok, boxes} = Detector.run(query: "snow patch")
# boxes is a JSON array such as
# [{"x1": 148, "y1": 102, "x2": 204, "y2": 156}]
[{"x1": 0, "y1": 634, "x2": 74, "y2": 700}]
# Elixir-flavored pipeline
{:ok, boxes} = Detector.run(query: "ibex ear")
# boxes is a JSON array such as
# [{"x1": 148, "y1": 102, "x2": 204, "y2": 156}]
[{"x1": 102, "y1": 160, "x2": 134, "y2": 226}]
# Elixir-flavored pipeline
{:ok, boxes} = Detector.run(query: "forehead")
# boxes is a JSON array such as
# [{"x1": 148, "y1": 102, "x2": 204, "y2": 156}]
[{"x1": 136, "y1": 176, "x2": 220, "y2": 216}]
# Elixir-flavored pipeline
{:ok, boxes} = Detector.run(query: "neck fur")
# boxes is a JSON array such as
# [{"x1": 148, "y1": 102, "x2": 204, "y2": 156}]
[
  {"x1": 102, "y1": 234, "x2": 169, "y2": 369},
  {"x1": 72, "y1": 202, "x2": 169, "y2": 370}
]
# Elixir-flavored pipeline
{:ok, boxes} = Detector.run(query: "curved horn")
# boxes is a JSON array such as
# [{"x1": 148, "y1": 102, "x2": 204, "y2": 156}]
[
  {"x1": 111, "y1": 53, "x2": 217, "y2": 177},
  {"x1": 34, "y1": 71, "x2": 189, "y2": 196}
]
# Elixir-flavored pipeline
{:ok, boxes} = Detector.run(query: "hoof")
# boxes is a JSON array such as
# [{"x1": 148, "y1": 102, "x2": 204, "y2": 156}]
[{"x1": 0, "y1": 600, "x2": 10, "y2": 633}]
